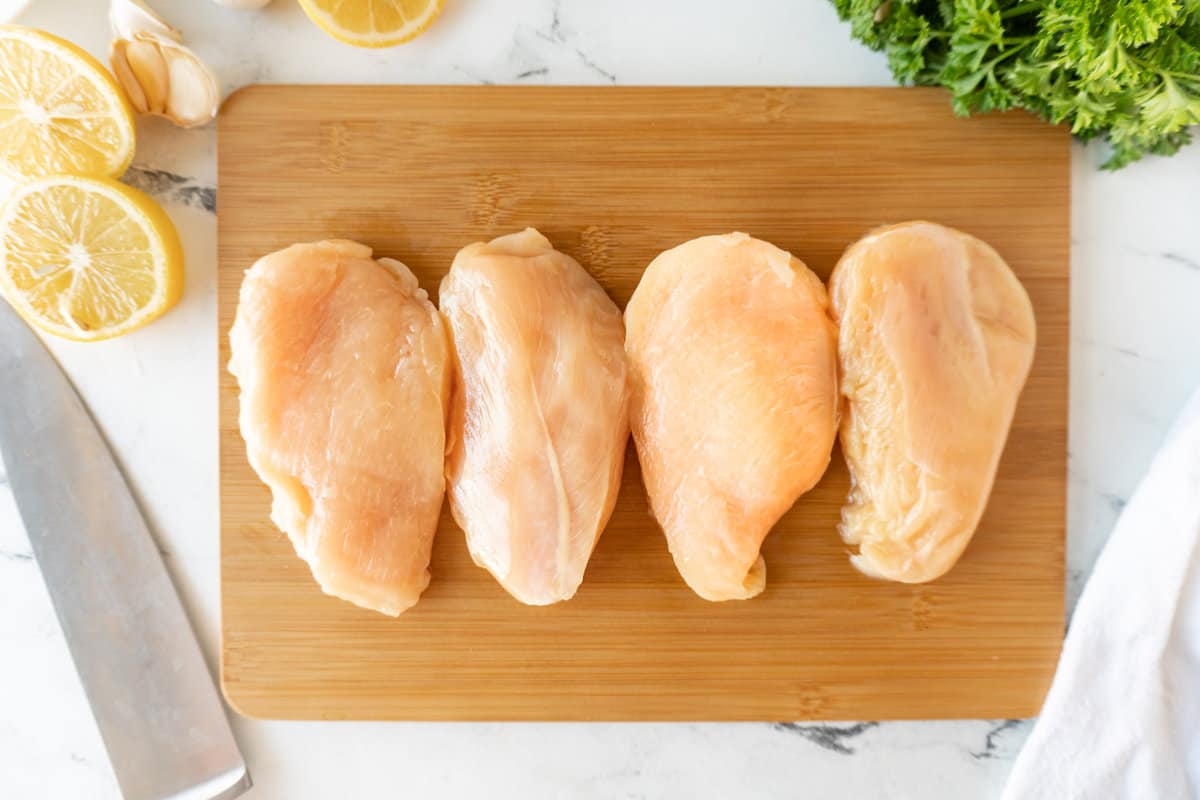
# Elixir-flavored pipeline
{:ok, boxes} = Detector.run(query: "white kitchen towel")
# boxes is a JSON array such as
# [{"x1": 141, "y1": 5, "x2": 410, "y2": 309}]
[{"x1": 1003, "y1": 389, "x2": 1200, "y2": 800}]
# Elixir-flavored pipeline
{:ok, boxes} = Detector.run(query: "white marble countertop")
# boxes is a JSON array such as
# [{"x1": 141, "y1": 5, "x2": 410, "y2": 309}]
[{"x1": 1, "y1": 1, "x2": 1198, "y2": 798}]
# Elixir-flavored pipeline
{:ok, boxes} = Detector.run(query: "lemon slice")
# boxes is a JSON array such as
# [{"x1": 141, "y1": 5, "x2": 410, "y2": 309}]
[
  {"x1": 0, "y1": 174, "x2": 183, "y2": 341},
  {"x1": 0, "y1": 26, "x2": 136, "y2": 180},
  {"x1": 298, "y1": 0, "x2": 445, "y2": 48}
]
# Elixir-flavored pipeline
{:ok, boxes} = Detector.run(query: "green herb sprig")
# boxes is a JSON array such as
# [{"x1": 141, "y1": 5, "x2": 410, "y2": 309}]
[{"x1": 833, "y1": 0, "x2": 1200, "y2": 168}]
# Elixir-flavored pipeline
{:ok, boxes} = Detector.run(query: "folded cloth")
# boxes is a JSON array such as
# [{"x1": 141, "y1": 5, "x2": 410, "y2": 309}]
[{"x1": 1003, "y1": 390, "x2": 1200, "y2": 799}]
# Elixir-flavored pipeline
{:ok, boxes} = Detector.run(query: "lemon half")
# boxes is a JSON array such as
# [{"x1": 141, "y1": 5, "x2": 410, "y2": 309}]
[
  {"x1": 0, "y1": 26, "x2": 136, "y2": 180},
  {"x1": 298, "y1": 0, "x2": 445, "y2": 48},
  {"x1": 0, "y1": 174, "x2": 183, "y2": 341}
]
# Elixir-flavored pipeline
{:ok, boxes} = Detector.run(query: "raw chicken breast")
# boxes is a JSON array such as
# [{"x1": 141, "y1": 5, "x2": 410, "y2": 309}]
[
  {"x1": 229, "y1": 240, "x2": 450, "y2": 616},
  {"x1": 625, "y1": 233, "x2": 839, "y2": 601},
  {"x1": 829, "y1": 221, "x2": 1036, "y2": 583},
  {"x1": 440, "y1": 228, "x2": 629, "y2": 605}
]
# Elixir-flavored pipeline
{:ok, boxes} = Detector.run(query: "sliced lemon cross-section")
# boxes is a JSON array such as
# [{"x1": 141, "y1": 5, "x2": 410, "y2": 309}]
[
  {"x1": 298, "y1": 0, "x2": 445, "y2": 48},
  {"x1": 0, "y1": 26, "x2": 136, "y2": 180},
  {"x1": 0, "y1": 174, "x2": 183, "y2": 341}
]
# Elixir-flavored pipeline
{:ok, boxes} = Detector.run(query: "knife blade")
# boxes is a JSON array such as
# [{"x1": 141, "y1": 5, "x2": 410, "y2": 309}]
[{"x1": 0, "y1": 301, "x2": 250, "y2": 800}]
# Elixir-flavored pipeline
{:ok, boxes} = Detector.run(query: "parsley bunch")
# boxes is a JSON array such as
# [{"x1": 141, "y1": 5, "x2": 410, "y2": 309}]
[{"x1": 833, "y1": 0, "x2": 1200, "y2": 168}]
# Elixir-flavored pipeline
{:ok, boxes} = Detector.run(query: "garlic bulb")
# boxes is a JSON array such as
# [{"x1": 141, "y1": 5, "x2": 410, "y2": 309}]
[
  {"x1": 210, "y1": 0, "x2": 273, "y2": 7},
  {"x1": 109, "y1": 0, "x2": 181, "y2": 42},
  {"x1": 108, "y1": 0, "x2": 220, "y2": 129},
  {"x1": 110, "y1": 33, "x2": 219, "y2": 128}
]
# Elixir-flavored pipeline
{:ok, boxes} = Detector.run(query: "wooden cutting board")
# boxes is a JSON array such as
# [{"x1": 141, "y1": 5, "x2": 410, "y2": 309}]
[{"x1": 218, "y1": 85, "x2": 1068, "y2": 721}]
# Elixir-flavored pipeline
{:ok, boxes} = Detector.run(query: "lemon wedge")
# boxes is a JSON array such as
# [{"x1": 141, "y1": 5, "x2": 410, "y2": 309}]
[
  {"x1": 0, "y1": 174, "x2": 183, "y2": 341},
  {"x1": 298, "y1": 0, "x2": 445, "y2": 48},
  {"x1": 0, "y1": 26, "x2": 136, "y2": 180}
]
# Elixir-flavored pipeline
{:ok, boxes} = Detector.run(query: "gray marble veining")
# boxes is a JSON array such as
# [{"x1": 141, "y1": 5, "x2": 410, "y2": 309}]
[{"x1": 122, "y1": 167, "x2": 217, "y2": 214}]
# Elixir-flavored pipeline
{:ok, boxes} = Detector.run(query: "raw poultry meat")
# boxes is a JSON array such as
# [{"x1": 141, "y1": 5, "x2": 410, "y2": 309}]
[
  {"x1": 624, "y1": 233, "x2": 839, "y2": 601},
  {"x1": 440, "y1": 228, "x2": 629, "y2": 605},
  {"x1": 829, "y1": 221, "x2": 1036, "y2": 583},
  {"x1": 229, "y1": 240, "x2": 450, "y2": 616}
]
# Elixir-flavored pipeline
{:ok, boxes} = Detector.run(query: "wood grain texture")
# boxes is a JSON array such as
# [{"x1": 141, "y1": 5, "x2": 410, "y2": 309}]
[{"x1": 218, "y1": 85, "x2": 1068, "y2": 721}]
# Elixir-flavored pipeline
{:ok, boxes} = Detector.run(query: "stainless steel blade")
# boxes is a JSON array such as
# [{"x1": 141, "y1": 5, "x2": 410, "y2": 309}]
[{"x1": 0, "y1": 301, "x2": 249, "y2": 800}]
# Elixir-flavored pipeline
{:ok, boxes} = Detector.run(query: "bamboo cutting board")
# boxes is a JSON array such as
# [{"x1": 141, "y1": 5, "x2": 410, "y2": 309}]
[{"x1": 218, "y1": 86, "x2": 1068, "y2": 721}]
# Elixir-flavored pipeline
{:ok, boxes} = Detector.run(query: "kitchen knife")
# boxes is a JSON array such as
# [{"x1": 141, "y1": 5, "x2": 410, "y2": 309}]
[{"x1": 0, "y1": 300, "x2": 250, "y2": 800}]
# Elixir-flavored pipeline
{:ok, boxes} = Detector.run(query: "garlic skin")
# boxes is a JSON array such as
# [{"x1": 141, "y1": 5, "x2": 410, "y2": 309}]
[
  {"x1": 110, "y1": 32, "x2": 219, "y2": 128},
  {"x1": 211, "y1": 0, "x2": 273, "y2": 7},
  {"x1": 109, "y1": 0, "x2": 181, "y2": 42}
]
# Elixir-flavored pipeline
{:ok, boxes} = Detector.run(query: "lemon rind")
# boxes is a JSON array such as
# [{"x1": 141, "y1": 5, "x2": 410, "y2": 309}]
[
  {"x1": 296, "y1": 0, "x2": 444, "y2": 48},
  {"x1": 0, "y1": 25, "x2": 137, "y2": 181},
  {"x1": 0, "y1": 174, "x2": 182, "y2": 342}
]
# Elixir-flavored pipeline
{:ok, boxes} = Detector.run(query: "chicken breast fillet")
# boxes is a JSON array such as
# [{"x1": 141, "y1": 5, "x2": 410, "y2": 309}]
[
  {"x1": 229, "y1": 240, "x2": 450, "y2": 616},
  {"x1": 625, "y1": 233, "x2": 839, "y2": 601},
  {"x1": 440, "y1": 228, "x2": 629, "y2": 605},
  {"x1": 829, "y1": 221, "x2": 1036, "y2": 583}
]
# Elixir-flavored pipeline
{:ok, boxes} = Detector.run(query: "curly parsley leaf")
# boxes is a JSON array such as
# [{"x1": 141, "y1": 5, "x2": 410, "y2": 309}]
[{"x1": 832, "y1": 0, "x2": 1200, "y2": 168}]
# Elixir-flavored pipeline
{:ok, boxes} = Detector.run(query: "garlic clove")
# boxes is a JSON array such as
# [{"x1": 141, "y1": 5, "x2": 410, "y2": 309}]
[
  {"x1": 109, "y1": 39, "x2": 150, "y2": 114},
  {"x1": 123, "y1": 35, "x2": 169, "y2": 115},
  {"x1": 159, "y1": 40, "x2": 220, "y2": 128},
  {"x1": 109, "y1": 0, "x2": 181, "y2": 42}
]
